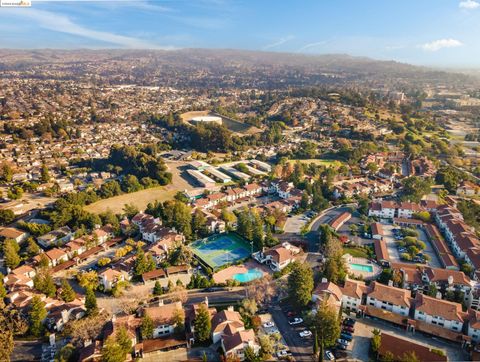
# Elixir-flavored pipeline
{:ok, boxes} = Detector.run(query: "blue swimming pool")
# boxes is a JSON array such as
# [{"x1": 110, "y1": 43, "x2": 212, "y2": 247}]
[
  {"x1": 233, "y1": 268, "x2": 264, "y2": 283},
  {"x1": 350, "y1": 263, "x2": 373, "y2": 272}
]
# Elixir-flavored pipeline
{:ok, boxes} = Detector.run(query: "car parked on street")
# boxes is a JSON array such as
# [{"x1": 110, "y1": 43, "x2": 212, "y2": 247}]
[
  {"x1": 340, "y1": 332, "x2": 353, "y2": 341},
  {"x1": 299, "y1": 330, "x2": 312, "y2": 338},
  {"x1": 277, "y1": 350, "x2": 292, "y2": 359},
  {"x1": 325, "y1": 350, "x2": 335, "y2": 360},
  {"x1": 337, "y1": 338, "x2": 350, "y2": 346},
  {"x1": 288, "y1": 317, "x2": 303, "y2": 325}
]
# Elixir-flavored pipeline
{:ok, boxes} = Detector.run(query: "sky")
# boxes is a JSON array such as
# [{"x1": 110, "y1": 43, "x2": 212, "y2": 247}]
[{"x1": 0, "y1": 0, "x2": 480, "y2": 68}]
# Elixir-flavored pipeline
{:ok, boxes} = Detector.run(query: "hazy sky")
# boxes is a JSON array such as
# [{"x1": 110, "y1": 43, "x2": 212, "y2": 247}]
[{"x1": 1, "y1": 0, "x2": 480, "y2": 67}]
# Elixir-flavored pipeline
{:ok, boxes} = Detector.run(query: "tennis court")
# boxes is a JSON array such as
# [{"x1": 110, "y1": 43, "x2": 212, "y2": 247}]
[{"x1": 190, "y1": 233, "x2": 252, "y2": 270}]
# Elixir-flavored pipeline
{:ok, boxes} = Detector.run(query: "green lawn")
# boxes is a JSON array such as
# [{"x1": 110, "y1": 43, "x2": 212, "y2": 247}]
[{"x1": 342, "y1": 247, "x2": 369, "y2": 258}]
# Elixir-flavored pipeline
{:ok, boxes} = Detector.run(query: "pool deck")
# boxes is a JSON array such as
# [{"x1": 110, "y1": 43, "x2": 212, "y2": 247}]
[
  {"x1": 344, "y1": 255, "x2": 382, "y2": 280},
  {"x1": 212, "y1": 260, "x2": 270, "y2": 284}
]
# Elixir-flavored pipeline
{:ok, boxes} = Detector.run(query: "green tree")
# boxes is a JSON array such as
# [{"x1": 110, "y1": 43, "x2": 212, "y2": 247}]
[
  {"x1": 85, "y1": 288, "x2": 98, "y2": 316},
  {"x1": 401, "y1": 176, "x2": 432, "y2": 202},
  {"x1": 134, "y1": 247, "x2": 156, "y2": 276},
  {"x1": 60, "y1": 279, "x2": 76, "y2": 302},
  {"x1": 28, "y1": 296, "x2": 47, "y2": 337},
  {"x1": 0, "y1": 163, "x2": 13, "y2": 183},
  {"x1": 7, "y1": 185, "x2": 23, "y2": 200},
  {"x1": 40, "y1": 164, "x2": 50, "y2": 183},
  {"x1": 193, "y1": 303, "x2": 211, "y2": 342},
  {"x1": 141, "y1": 315, "x2": 154, "y2": 339},
  {"x1": 191, "y1": 209, "x2": 208, "y2": 238},
  {"x1": 0, "y1": 274, "x2": 6, "y2": 299},
  {"x1": 287, "y1": 261, "x2": 314, "y2": 310},
  {"x1": 3, "y1": 239, "x2": 20, "y2": 269},
  {"x1": 101, "y1": 335, "x2": 125, "y2": 362},
  {"x1": 153, "y1": 280, "x2": 163, "y2": 296},
  {"x1": 33, "y1": 269, "x2": 56, "y2": 298},
  {"x1": 371, "y1": 328, "x2": 381, "y2": 355},
  {"x1": 315, "y1": 301, "x2": 341, "y2": 349},
  {"x1": 26, "y1": 238, "x2": 40, "y2": 257},
  {"x1": 0, "y1": 209, "x2": 15, "y2": 226},
  {"x1": 244, "y1": 345, "x2": 260, "y2": 362},
  {"x1": 116, "y1": 326, "x2": 132, "y2": 356}
]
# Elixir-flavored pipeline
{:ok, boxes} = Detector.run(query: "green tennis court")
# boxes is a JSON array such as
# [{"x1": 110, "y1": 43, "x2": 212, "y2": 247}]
[{"x1": 190, "y1": 233, "x2": 252, "y2": 270}]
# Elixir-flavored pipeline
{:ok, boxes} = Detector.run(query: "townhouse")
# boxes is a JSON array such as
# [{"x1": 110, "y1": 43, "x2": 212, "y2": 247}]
[
  {"x1": 413, "y1": 293, "x2": 467, "y2": 333},
  {"x1": 365, "y1": 282, "x2": 411, "y2": 317},
  {"x1": 0, "y1": 227, "x2": 29, "y2": 244},
  {"x1": 37, "y1": 226, "x2": 73, "y2": 248},
  {"x1": 339, "y1": 278, "x2": 367, "y2": 312},
  {"x1": 99, "y1": 268, "x2": 126, "y2": 292},
  {"x1": 368, "y1": 200, "x2": 428, "y2": 219}
]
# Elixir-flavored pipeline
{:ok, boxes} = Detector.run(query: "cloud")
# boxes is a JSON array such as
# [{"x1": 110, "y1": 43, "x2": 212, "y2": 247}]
[
  {"x1": 296, "y1": 41, "x2": 327, "y2": 53},
  {"x1": 420, "y1": 38, "x2": 463, "y2": 51},
  {"x1": 459, "y1": 0, "x2": 480, "y2": 9},
  {"x1": 3, "y1": 7, "x2": 172, "y2": 49},
  {"x1": 262, "y1": 35, "x2": 294, "y2": 50}
]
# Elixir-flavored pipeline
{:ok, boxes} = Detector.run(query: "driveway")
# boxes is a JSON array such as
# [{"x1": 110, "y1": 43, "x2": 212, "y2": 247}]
[
  {"x1": 284, "y1": 213, "x2": 309, "y2": 233},
  {"x1": 417, "y1": 228, "x2": 442, "y2": 268}
]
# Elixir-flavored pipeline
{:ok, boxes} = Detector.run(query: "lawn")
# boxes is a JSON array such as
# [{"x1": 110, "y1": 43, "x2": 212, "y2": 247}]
[
  {"x1": 84, "y1": 187, "x2": 176, "y2": 214},
  {"x1": 289, "y1": 159, "x2": 344, "y2": 168},
  {"x1": 342, "y1": 247, "x2": 369, "y2": 258}
]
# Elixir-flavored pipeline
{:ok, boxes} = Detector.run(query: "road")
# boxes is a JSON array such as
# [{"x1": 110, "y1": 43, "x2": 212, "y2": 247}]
[{"x1": 269, "y1": 304, "x2": 315, "y2": 361}]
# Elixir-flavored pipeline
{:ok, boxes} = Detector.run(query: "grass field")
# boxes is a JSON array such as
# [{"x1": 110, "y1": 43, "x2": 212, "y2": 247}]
[
  {"x1": 190, "y1": 233, "x2": 251, "y2": 270},
  {"x1": 342, "y1": 247, "x2": 369, "y2": 258},
  {"x1": 84, "y1": 187, "x2": 176, "y2": 214},
  {"x1": 289, "y1": 159, "x2": 344, "y2": 168}
]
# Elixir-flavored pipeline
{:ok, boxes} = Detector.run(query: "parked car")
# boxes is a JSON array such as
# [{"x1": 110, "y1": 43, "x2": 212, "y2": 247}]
[
  {"x1": 263, "y1": 321, "x2": 275, "y2": 328},
  {"x1": 325, "y1": 350, "x2": 335, "y2": 360},
  {"x1": 343, "y1": 318, "x2": 356, "y2": 326},
  {"x1": 340, "y1": 332, "x2": 353, "y2": 341},
  {"x1": 337, "y1": 338, "x2": 350, "y2": 346},
  {"x1": 288, "y1": 317, "x2": 303, "y2": 325},
  {"x1": 342, "y1": 325, "x2": 355, "y2": 333},
  {"x1": 277, "y1": 350, "x2": 292, "y2": 359},
  {"x1": 299, "y1": 330, "x2": 312, "y2": 338},
  {"x1": 335, "y1": 343, "x2": 347, "y2": 350},
  {"x1": 286, "y1": 310, "x2": 296, "y2": 317}
]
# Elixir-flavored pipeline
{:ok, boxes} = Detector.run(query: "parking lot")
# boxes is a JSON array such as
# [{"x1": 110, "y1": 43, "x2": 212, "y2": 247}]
[{"x1": 350, "y1": 316, "x2": 469, "y2": 362}]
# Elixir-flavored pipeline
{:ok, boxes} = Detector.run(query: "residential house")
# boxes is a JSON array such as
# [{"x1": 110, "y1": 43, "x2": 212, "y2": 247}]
[
  {"x1": 211, "y1": 307, "x2": 245, "y2": 344},
  {"x1": 99, "y1": 268, "x2": 125, "y2": 292},
  {"x1": 222, "y1": 330, "x2": 260, "y2": 362},
  {"x1": 142, "y1": 301, "x2": 185, "y2": 338},
  {"x1": 252, "y1": 242, "x2": 301, "y2": 272},
  {"x1": 0, "y1": 227, "x2": 29, "y2": 244},
  {"x1": 37, "y1": 226, "x2": 73, "y2": 248},
  {"x1": 339, "y1": 278, "x2": 367, "y2": 312}
]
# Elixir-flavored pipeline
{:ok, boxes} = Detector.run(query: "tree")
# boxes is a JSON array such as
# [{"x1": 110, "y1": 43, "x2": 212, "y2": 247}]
[
  {"x1": 3, "y1": 239, "x2": 20, "y2": 269},
  {"x1": 60, "y1": 279, "x2": 76, "y2": 302},
  {"x1": 85, "y1": 287, "x2": 98, "y2": 316},
  {"x1": 0, "y1": 209, "x2": 15, "y2": 226},
  {"x1": 33, "y1": 269, "x2": 56, "y2": 297},
  {"x1": 244, "y1": 346, "x2": 260, "y2": 362},
  {"x1": 193, "y1": 303, "x2": 211, "y2": 342},
  {"x1": 134, "y1": 247, "x2": 156, "y2": 276},
  {"x1": 153, "y1": 280, "x2": 163, "y2": 295},
  {"x1": 28, "y1": 295, "x2": 47, "y2": 337},
  {"x1": 141, "y1": 315, "x2": 154, "y2": 339},
  {"x1": 287, "y1": 262, "x2": 314, "y2": 310},
  {"x1": 401, "y1": 176, "x2": 432, "y2": 202},
  {"x1": 173, "y1": 307, "x2": 185, "y2": 334},
  {"x1": 192, "y1": 209, "x2": 208, "y2": 238},
  {"x1": 116, "y1": 326, "x2": 132, "y2": 357},
  {"x1": 258, "y1": 335, "x2": 274, "y2": 358},
  {"x1": 315, "y1": 301, "x2": 341, "y2": 350},
  {"x1": 40, "y1": 164, "x2": 50, "y2": 183},
  {"x1": 0, "y1": 163, "x2": 13, "y2": 183},
  {"x1": 77, "y1": 271, "x2": 99, "y2": 290},
  {"x1": 371, "y1": 328, "x2": 381, "y2": 355},
  {"x1": 55, "y1": 343, "x2": 75, "y2": 362},
  {"x1": 26, "y1": 238, "x2": 40, "y2": 257},
  {"x1": 7, "y1": 185, "x2": 23, "y2": 200},
  {"x1": 0, "y1": 275, "x2": 6, "y2": 299},
  {"x1": 101, "y1": 335, "x2": 125, "y2": 362},
  {"x1": 401, "y1": 351, "x2": 420, "y2": 362}
]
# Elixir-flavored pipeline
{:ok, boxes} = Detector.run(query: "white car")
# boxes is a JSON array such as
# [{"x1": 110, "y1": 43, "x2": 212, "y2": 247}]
[
  {"x1": 276, "y1": 350, "x2": 292, "y2": 358},
  {"x1": 263, "y1": 321, "x2": 275, "y2": 328},
  {"x1": 288, "y1": 317, "x2": 304, "y2": 325},
  {"x1": 325, "y1": 350, "x2": 335, "y2": 360},
  {"x1": 299, "y1": 330, "x2": 312, "y2": 338}
]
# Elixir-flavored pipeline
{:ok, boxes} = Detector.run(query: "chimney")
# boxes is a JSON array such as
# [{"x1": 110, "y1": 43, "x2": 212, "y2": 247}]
[
  {"x1": 111, "y1": 314, "x2": 117, "y2": 323},
  {"x1": 158, "y1": 299, "x2": 164, "y2": 306},
  {"x1": 436, "y1": 292, "x2": 442, "y2": 299},
  {"x1": 204, "y1": 296, "x2": 209, "y2": 308},
  {"x1": 388, "y1": 280, "x2": 393, "y2": 287},
  {"x1": 227, "y1": 306, "x2": 234, "y2": 312},
  {"x1": 321, "y1": 277, "x2": 328, "y2": 283}
]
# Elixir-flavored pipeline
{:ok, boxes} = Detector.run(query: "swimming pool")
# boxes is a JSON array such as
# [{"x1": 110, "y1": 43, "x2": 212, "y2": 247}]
[
  {"x1": 349, "y1": 263, "x2": 373, "y2": 273},
  {"x1": 233, "y1": 268, "x2": 263, "y2": 283}
]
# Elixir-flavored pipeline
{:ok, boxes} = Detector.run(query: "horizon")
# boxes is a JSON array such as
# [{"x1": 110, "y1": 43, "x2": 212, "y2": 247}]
[{"x1": 0, "y1": 0, "x2": 480, "y2": 68}]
